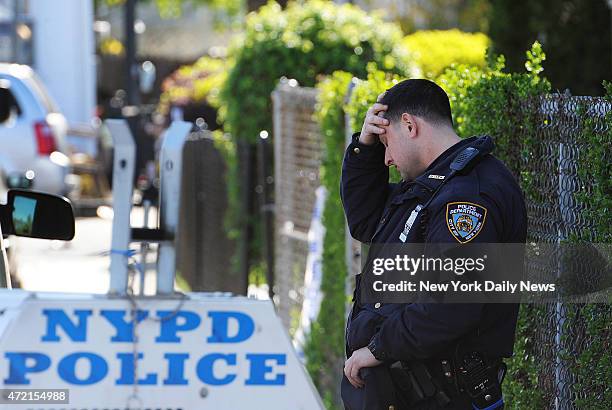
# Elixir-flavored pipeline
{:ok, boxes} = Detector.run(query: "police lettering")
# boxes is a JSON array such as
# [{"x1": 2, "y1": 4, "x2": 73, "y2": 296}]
[{"x1": 3, "y1": 309, "x2": 287, "y2": 387}]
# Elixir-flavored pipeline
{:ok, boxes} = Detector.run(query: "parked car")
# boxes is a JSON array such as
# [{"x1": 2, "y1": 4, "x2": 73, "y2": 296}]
[{"x1": 0, "y1": 63, "x2": 79, "y2": 197}]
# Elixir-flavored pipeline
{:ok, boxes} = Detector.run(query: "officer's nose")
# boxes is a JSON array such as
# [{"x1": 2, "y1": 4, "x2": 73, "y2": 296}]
[{"x1": 384, "y1": 149, "x2": 394, "y2": 167}]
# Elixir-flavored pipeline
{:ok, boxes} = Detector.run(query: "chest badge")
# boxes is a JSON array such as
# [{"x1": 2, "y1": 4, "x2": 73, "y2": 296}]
[{"x1": 446, "y1": 201, "x2": 487, "y2": 243}]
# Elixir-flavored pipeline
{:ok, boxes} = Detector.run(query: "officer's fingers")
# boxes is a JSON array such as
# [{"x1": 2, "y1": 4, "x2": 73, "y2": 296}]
[
  {"x1": 366, "y1": 123, "x2": 386, "y2": 135},
  {"x1": 367, "y1": 114, "x2": 389, "y2": 126},
  {"x1": 371, "y1": 103, "x2": 387, "y2": 114},
  {"x1": 343, "y1": 358, "x2": 353, "y2": 381},
  {"x1": 350, "y1": 364, "x2": 364, "y2": 387},
  {"x1": 344, "y1": 359, "x2": 362, "y2": 388}
]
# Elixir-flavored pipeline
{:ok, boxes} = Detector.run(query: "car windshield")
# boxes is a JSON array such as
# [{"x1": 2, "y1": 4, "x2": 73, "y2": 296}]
[{"x1": 24, "y1": 72, "x2": 60, "y2": 113}]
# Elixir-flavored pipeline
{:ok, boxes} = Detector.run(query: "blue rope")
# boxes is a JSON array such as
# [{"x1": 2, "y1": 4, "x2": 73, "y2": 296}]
[{"x1": 110, "y1": 249, "x2": 137, "y2": 257}]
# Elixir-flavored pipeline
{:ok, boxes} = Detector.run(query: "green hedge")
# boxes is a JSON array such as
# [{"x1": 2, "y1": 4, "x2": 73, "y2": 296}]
[{"x1": 219, "y1": 0, "x2": 409, "y2": 143}]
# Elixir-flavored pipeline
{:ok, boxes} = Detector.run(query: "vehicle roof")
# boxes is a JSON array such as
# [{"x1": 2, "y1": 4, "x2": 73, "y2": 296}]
[{"x1": 0, "y1": 63, "x2": 34, "y2": 79}]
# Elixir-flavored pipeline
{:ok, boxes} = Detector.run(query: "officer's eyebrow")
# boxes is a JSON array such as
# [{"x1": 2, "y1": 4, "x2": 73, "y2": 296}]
[{"x1": 379, "y1": 134, "x2": 388, "y2": 147}]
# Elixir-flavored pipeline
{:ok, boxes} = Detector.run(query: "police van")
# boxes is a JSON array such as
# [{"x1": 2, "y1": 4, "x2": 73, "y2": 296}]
[{"x1": 0, "y1": 121, "x2": 324, "y2": 409}]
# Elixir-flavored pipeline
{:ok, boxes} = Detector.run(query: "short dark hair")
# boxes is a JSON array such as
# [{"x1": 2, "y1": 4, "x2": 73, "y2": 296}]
[{"x1": 380, "y1": 79, "x2": 453, "y2": 128}]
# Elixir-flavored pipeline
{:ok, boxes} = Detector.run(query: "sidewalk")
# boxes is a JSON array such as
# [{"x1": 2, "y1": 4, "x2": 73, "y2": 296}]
[{"x1": 14, "y1": 206, "x2": 158, "y2": 294}]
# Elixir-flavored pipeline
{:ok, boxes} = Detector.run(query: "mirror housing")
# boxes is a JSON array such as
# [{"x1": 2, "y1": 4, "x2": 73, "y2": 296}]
[{"x1": 2, "y1": 189, "x2": 75, "y2": 240}]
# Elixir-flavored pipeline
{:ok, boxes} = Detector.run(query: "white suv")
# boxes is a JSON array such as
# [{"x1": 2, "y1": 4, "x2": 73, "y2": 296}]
[{"x1": 0, "y1": 63, "x2": 78, "y2": 197}]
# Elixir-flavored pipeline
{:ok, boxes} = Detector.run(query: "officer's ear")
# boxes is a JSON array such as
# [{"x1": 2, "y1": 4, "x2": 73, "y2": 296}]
[{"x1": 401, "y1": 113, "x2": 417, "y2": 138}]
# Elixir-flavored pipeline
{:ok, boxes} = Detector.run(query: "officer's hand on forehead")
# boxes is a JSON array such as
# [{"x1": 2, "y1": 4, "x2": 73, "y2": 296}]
[
  {"x1": 375, "y1": 91, "x2": 388, "y2": 121},
  {"x1": 359, "y1": 92, "x2": 389, "y2": 146}
]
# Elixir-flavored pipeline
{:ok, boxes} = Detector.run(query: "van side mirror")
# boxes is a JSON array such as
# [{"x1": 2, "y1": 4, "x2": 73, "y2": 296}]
[{"x1": 2, "y1": 189, "x2": 75, "y2": 240}]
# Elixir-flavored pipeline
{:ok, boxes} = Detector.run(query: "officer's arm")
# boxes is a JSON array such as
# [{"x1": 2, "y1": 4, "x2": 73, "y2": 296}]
[
  {"x1": 370, "y1": 194, "x2": 502, "y2": 361},
  {"x1": 341, "y1": 133, "x2": 393, "y2": 243}
]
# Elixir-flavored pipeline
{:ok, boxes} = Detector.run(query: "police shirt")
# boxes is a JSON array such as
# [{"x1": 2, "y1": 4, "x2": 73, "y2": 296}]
[{"x1": 341, "y1": 133, "x2": 527, "y2": 362}]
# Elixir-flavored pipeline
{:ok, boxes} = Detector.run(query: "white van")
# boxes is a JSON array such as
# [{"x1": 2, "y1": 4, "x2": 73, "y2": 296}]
[{"x1": 0, "y1": 63, "x2": 78, "y2": 197}]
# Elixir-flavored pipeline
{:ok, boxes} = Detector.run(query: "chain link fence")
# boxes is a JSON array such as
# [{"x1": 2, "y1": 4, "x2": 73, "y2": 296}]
[
  {"x1": 518, "y1": 94, "x2": 611, "y2": 409},
  {"x1": 272, "y1": 81, "x2": 324, "y2": 329}
]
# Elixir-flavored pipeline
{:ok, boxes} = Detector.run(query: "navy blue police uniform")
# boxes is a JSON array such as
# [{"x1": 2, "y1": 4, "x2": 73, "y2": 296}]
[{"x1": 340, "y1": 133, "x2": 527, "y2": 410}]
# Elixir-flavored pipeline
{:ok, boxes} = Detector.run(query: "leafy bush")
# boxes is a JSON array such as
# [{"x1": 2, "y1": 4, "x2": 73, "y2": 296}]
[
  {"x1": 158, "y1": 55, "x2": 228, "y2": 116},
  {"x1": 403, "y1": 29, "x2": 489, "y2": 79},
  {"x1": 435, "y1": 43, "x2": 548, "y2": 196},
  {"x1": 220, "y1": 0, "x2": 409, "y2": 142}
]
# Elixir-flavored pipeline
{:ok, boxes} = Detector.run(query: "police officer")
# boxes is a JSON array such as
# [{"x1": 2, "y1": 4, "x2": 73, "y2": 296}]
[{"x1": 340, "y1": 79, "x2": 527, "y2": 409}]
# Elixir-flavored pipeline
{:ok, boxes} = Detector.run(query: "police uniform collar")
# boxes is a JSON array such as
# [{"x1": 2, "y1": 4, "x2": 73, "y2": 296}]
[
  {"x1": 414, "y1": 135, "x2": 494, "y2": 190},
  {"x1": 391, "y1": 136, "x2": 493, "y2": 205}
]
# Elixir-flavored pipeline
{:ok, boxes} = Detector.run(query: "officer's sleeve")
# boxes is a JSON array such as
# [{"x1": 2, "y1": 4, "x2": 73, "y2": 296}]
[
  {"x1": 370, "y1": 193, "x2": 502, "y2": 361},
  {"x1": 341, "y1": 133, "x2": 391, "y2": 243}
]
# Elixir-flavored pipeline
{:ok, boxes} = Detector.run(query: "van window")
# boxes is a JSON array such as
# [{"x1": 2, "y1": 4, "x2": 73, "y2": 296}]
[{"x1": 0, "y1": 86, "x2": 22, "y2": 123}]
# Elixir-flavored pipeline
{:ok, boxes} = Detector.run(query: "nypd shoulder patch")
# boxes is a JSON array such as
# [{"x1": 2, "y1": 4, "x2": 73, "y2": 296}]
[{"x1": 446, "y1": 201, "x2": 487, "y2": 243}]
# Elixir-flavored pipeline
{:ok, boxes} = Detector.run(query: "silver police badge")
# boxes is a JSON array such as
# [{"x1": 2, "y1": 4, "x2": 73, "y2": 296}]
[{"x1": 446, "y1": 201, "x2": 487, "y2": 243}]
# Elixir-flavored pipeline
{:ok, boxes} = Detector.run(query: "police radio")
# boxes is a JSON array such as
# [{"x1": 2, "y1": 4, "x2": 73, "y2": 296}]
[{"x1": 422, "y1": 145, "x2": 483, "y2": 210}]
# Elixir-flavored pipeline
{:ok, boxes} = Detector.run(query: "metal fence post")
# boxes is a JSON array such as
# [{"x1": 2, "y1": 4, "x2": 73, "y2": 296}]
[
  {"x1": 106, "y1": 119, "x2": 135, "y2": 295},
  {"x1": 156, "y1": 121, "x2": 191, "y2": 295},
  {"x1": 258, "y1": 131, "x2": 275, "y2": 299}
]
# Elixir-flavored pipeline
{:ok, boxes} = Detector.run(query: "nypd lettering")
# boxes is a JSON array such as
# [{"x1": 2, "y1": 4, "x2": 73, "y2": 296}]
[
  {"x1": 3, "y1": 309, "x2": 286, "y2": 387},
  {"x1": 446, "y1": 202, "x2": 487, "y2": 243}
]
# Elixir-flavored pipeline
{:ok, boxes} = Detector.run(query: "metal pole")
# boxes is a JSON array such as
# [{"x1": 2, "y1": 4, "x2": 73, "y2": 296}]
[
  {"x1": 106, "y1": 119, "x2": 136, "y2": 295},
  {"x1": 156, "y1": 121, "x2": 191, "y2": 295},
  {"x1": 258, "y1": 131, "x2": 275, "y2": 299},
  {"x1": 140, "y1": 199, "x2": 151, "y2": 295},
  {"x1": 238, "y1": 141, "x2": 254, "y2": 295},
  {"x1": 0, "y1": 222, "x2": 11, "y2": 288},
  {"x1": 555, "y1": 95, "x2": 572, "y2": 410},
  {"x1": 124, "y1": 0, "x2": 139, "y2": 107}
]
